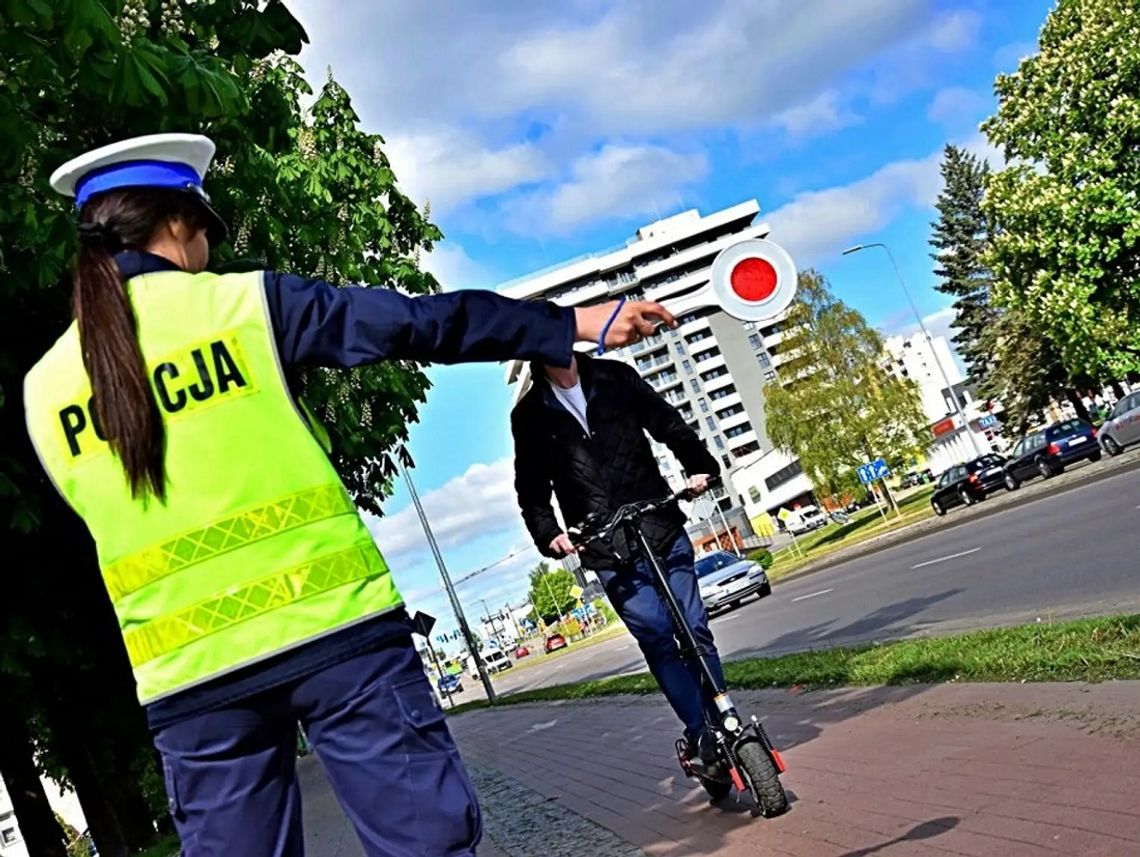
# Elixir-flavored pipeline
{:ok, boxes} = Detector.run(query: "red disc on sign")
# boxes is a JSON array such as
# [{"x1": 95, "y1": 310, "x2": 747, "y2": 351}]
[
  {"x1": 729, "y1": 258, "x2": 778, "y2": 302},
  {"x1": 708, "y1": 238, "x2": 798, "y2": 322}
]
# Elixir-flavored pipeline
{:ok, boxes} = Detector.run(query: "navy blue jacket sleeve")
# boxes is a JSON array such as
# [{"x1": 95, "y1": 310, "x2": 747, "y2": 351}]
[{"x1": 264, "y1": 271, "x2": 576, "y2": 370}]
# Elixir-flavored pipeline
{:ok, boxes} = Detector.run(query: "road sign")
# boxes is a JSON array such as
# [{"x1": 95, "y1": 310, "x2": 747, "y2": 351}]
[
  {"x1": 777, "y1": 507, "x2": 792, "y2": 523},
  {"x1": 857, "y1": 457, "x2": 891, "y2": 485},
  {"x1": 660, "y1": 238, "x2": 798, "y2": 323},
  {"x1": 569, "y1": 584, "x2": 584, "y2": 601},
  {"x1": 978, "y1": 414, "x2": 998, "y2": 429}
]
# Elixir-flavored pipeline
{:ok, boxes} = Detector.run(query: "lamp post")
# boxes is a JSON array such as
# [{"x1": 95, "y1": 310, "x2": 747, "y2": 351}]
[
  {"x1": 398, "y1": 457, "x2": 497, "y2": 704},
  {"x1": 842, "y1": 242, "x2": 980, "y2": 458}
]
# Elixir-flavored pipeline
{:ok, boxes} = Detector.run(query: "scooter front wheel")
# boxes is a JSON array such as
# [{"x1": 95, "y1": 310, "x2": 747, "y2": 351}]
[{"x1": 735, "y1": 740, "x2": 789, "y2": 817}]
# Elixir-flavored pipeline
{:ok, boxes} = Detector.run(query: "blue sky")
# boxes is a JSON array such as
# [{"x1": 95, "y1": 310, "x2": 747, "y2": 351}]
[{"x1": 288, "y1": 0, "x2": 1050, "y2": 643}]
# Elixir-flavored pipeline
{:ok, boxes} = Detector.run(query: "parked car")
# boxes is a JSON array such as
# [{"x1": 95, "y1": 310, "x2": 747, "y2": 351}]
[
  {"x1": 929, "y1": 454, "x2": 1009, "y2": 516},
  {"x1": 695, "y1": 550, "x2": 771, "y2": 613},
  {"x1": 1099, "y1": 391, "x2": 1140, "y2": 456},
  {"x1": 437, "y1": 673, "x2": 463, "y2": 695},
  {"x1": 1004, "y1": 418, "x2": 1101, "y2": 487},
  {"x1": 514, "y1": 645, "x2": 531, "y2": 658},
  {"x1": 469, "y1": 648, "x2": 513, "y2": 679},
  {"x1": 544, "y1": 633, "x2": 568, "y2": 654},
  {"x1": 784, "y1": 505, "x2": 827, "y2": 535}
]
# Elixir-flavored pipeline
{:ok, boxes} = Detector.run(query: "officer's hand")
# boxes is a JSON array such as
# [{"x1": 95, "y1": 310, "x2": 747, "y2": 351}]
[
  {"x1": 575, "y1": 300, "x2": 677, "y2": 350},
  {"x1": 687, "y1": 474, "x2": 711, "y2": 495},
  {"x1": 549, "y1": 533, "x2": 578, "y2": 556}
]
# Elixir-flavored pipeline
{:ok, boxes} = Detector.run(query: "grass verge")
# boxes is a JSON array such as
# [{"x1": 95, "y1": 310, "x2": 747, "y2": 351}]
[
  {"x1": 767, "y1": 486, "x2": 935, "y2": 581},
  {"x1": 449, "y1": 615, "x2": 1140, "y2": 716},
  {"x1": 133, "y1": 834, "x2": 180, "y2": 857}
]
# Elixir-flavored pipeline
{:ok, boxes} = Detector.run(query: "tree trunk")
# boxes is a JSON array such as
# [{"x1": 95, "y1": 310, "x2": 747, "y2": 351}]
[
  {"x1": 1065, "y1": 389, "x2": 1092, "y2": 423},
  {"x1": 879, "y1": 479, "x2": 900, "y2": 514},
  {"x1": 0, "y1": 707, "x2": 69, "y2": 857},
  {"x1": 1110, "y1": 379, "x2": 1126, "y2": 400}
]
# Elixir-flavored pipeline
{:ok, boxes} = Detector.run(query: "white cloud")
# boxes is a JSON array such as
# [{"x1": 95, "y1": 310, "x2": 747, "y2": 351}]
[
  {"x1": 765, "y1": 150, "x2": 943, "y2": 264},
  {"x1": 367, "y1": 457, "x2": 523, "y2": 564},
  {"x1": 500, "y1": 144, "x2": 707, "y2": 235},
  {"x1": 385, "y1": 129, "x2": 549, "y2": 214},
  {"x1": 882, "y1": 305, "x2": 957, "y2": 343},
  {"x1": 421, "y1": 242, "x2": 496, "y2": 290},
  {"x1": 927, "y1": 86, "x2": 990, "y2": 128},
  {"x1": 928, "y1": 10, "x2": 982, "y2": 52},
  {"x1": 775, "y1": 90, "x2": 862, "y2": 139}
]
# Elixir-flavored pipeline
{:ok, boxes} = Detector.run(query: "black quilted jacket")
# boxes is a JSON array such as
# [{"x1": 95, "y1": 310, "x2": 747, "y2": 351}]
[{"x1": 511, "y1": 354, "x2": 719, "y2": 570}]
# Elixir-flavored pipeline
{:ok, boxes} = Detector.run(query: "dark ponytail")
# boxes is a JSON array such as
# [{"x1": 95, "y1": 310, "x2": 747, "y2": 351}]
[{"x1": 72, "y1": 189, "x2": 208, "y2": 502}]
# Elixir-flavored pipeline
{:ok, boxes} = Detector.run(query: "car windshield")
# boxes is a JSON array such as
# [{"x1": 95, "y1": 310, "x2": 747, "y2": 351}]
[
  {"x1": 695, "y1": 552, "x2": 739, "y2": 577},
  {"x1": 971, "y1": 454, "x2": 1005, "y2": 469},
  {"x1": 1050, "y1": 419, "x2": 1086, "y2": 437}
]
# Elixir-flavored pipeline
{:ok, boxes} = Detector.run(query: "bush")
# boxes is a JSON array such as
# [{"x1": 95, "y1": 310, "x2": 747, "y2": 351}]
[{"x1": 748, "y1": 548, "x2": 774, "y2": 569}]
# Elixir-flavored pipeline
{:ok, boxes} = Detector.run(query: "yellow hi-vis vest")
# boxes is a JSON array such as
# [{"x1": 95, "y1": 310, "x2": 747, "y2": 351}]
[{"x1": 23, "y1": 269, "x2": 402, "y2": 704}]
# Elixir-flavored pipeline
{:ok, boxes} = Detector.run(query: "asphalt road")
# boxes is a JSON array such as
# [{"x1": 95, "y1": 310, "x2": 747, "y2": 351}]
[{"x1": 463, "y1": 464, "x2": 1140, "y2": 699}]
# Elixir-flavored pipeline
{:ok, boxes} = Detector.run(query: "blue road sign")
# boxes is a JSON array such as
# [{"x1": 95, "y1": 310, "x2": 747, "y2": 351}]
[{"x1": 857, "y1": 457, "x2": 891, "y2": 485}]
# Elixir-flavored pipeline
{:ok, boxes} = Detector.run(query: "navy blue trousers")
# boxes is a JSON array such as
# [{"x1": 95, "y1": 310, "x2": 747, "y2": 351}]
[
  {"x1": 152, "y1": 635, "x2": 481, "y2": 857},
  {"x1": 597, "y1": 535, "x2": 727, "y2": 737}
]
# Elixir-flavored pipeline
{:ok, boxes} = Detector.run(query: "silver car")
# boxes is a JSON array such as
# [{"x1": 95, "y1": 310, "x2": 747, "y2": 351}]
[
  {"x1": 695, "y1": 551, "x2": 771, "y2": 613},
  {"x1": 1100, "y1": 391, "x2": 1140, "y2": 456}
]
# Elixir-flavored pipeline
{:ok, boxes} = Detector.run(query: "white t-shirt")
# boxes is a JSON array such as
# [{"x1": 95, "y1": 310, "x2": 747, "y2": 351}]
[{"x1": 549, "y1": 380, "x2": 590, "y2": 435}]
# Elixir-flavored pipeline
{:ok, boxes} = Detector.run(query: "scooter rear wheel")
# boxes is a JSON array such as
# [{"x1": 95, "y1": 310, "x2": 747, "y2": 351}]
[
  {"x1": 700, "y1": 777, "x2": 732, "y2": 801},
  {"x1": 736, "y1": 740, "x2": 789, "y2": 817}
]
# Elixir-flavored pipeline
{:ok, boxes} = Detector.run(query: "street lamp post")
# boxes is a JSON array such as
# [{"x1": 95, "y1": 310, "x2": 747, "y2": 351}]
[
  {"x1": 843, "y1": 242, "x2": 981, "y2": 458},
  {"x1": 398, "y1": 457, "x2": 497, "y2": 704}
]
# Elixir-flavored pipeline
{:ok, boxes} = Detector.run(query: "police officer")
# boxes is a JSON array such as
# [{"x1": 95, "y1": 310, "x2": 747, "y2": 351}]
[{"x1": 24, "y1": 133, "x2": 674, "y2": 857}]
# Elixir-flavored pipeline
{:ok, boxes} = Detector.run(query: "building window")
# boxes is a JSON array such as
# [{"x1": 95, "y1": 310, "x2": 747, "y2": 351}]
[
  {"x1": 694, "y1": 347, "x2": 719, "y2": 363},
  {"x1": 714, "y1": 436, "x2": 725, "y2": 449},
  {"x1": 765, "y1": 460, "x2": 804, "y2": 491},
  {"x1": 682, "y1": 359, "x2": 693, "y2": 374},
  {"x1": 661, "y1": 458, "x2": 671, "y2": 471},
  {"x1": 764, "y1": 369, "x2": 778, "y2": 382},
  {"x1": 722, "y1": 454, "x2": 733, "y2": 469},
  {"x1": 700, "y1": 366, "x2": 728, "y2": 382},
  {"x1": 716, "y1": 404, "x2": 745, "y2": 419},
  {"x1": 748, "y1": 486, "x2": 762, "y2": 503},
  {"x1": 757, "y1": 350, "x2": 771, "y2": 368},
  {"x1": 748, "y1": 333, "x2": 762, "y2": 349},
  {"x1": 690, "y1": 379, "x2": 701, "y2": 393},
  {"x1": 674, "y1": 342, "x2": 685, "y2": 354},
  {"x1": 725, "y1": 424, "x2": 752, "y2": 438},
  {"x1": 2, "y1": 829, "x2": 18, "y2": 846},
  {"x1": 706, "y1": 416, "x2": 716, "y2": 430},
  {"x1": 733, "y1": 441, "x2": 761, "y2": 457},
  {"x1": 699, "y1": 398, "x2": 709, "y2": 413}
]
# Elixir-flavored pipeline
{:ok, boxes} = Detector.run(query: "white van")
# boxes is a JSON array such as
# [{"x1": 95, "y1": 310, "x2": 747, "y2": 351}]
[
  {"x1": 785, "y1": 505, "x2": 827, "y2": 535},
  {"x1": 469, "y1": 649, "x2": 513, "y2": 679}
]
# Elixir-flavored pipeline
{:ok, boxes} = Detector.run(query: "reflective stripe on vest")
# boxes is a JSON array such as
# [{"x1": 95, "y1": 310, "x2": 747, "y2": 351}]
[{"x1": 23, "y1": 269, "x2": 403, "y2": 704}]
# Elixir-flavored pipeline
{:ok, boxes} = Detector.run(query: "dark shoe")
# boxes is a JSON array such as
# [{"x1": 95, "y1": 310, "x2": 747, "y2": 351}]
[{"x1": 682, "y1": 730, "x2": 722, "y2": 777}]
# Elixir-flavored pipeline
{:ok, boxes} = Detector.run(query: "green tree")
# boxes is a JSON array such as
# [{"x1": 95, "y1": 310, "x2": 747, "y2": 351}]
[
  {"x1": 929, "y1": 145, "x2": 996, "y2": 387},
  {"x1": 528, "y1": 565, "x2": 578, "y2": 622},
  {"x1": 981, "y1": 0, "x2": 1140, "y2": 381},
  {"x1": 764, "y1": 272, "x2": 929, "y2": 510},
  {"x1": 1, "y1": 3, "x2": 442, "y2": 855}
]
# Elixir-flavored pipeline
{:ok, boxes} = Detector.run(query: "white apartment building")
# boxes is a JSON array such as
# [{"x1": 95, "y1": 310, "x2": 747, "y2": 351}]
[
  {"x1": 501, "y1": 201, "x2": 809, "y2": 517},
  {"x1": 0, "y1": 775, "x2": 29, "y2": 857},
  {"x1": 882, "y1": 331, "x2": 999, "y2": 473}
]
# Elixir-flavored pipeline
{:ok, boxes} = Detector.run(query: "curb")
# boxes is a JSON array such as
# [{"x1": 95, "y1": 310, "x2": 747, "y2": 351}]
[{"x1": 771, "y1": 451, "x2": 1140, "y2": 585}]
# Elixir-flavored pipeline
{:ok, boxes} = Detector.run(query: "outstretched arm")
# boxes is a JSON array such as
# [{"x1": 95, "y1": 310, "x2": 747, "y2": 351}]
[{"x1": 266, "y1": 273, "x2": 673, "y2": 369}]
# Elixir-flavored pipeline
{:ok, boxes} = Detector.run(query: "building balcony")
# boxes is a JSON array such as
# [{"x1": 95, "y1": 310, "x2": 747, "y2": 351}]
[
  {"x1": 693, "y1": 352, "x2": 726, "y2": 373},
  {"x1": 718, "y1": 410, "x2": 751, "y2": 431},
  {"x1": 678, "y1": 315, "x2": 712, "y2": 337},
  {"x1": 703, "y1": 372, "x2": 735, "y2": 393},
  {"x1": 707, "y1": 390, "x2": 742, "y2": 409}
]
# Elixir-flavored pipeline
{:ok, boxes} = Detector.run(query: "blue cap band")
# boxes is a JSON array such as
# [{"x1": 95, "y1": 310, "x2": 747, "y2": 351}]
[{"x1": 74, "y1": 160, "x2": 204, "y2": 208}]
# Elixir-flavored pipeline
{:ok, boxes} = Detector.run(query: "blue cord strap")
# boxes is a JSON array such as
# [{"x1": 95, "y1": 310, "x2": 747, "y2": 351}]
[{"x1": 595, "y1": 297, "x2": 627, "y2": 355}]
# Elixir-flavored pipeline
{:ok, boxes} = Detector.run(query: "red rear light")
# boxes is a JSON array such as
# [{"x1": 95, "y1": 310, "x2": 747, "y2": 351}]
[
  {"x1": 1047, "y1": 442, "x2": 1061, "y2": 455},
  {"x1": 1091, "y1": 426, "x2": 1098, "y2": 437},
  {"x1": 967, "y1": 473, "x2": 980, "y2": 484}
]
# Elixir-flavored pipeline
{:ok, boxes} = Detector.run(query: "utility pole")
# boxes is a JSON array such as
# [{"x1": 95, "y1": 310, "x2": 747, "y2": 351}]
[{"x1": 398, "y1": 457, "x2": 497, "y2": 704}]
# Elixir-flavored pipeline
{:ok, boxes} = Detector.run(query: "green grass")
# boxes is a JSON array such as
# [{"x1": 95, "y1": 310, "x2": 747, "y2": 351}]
[
  {"x1": 507, "y1": 622, "x2": 628, "y2": 674},
  {"x1": 449, "y1": 615, "x2": 1140, "y2": 715},
  {"x1": 767, "y1": 486, "x2": 936, "y2": 580}
]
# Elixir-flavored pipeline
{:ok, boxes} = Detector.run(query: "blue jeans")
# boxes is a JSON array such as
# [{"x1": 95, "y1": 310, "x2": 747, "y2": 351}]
[
  {"x1": 597, "y1": 535, "x2": 727, "y2": 737},
  {"x1": 153, "y1": 635, "x2": 481, "y2": 857}
]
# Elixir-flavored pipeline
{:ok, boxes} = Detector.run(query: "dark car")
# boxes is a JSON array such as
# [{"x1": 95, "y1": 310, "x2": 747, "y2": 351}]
[
  {"x1": 437, "y1": 673, "x2": 463, "y2": 695},
  {"x1": 1004, "y1": 418, "x2": 1101, "y2": 488},
  {"x1": 930, "y1": 453, "x2": 1010, "y2": 516}
]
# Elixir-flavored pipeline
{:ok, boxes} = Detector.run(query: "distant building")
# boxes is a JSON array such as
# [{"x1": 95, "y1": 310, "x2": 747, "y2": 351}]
[{"x1": 882, "y1": 332, "x2": 999, "y2": 474}]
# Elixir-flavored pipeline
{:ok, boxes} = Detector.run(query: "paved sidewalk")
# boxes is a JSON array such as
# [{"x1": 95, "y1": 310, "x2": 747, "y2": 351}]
[{"x1": 448, "y1": 681, "x2": 1140, "y2": 856}]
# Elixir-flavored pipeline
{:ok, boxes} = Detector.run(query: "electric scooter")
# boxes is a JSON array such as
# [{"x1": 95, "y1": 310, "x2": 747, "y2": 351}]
[{"x1": 569, "y1": 487, "x2": 790, "y2": 817}]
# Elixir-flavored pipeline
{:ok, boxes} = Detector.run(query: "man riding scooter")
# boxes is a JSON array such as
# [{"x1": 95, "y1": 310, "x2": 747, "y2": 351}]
[{"x1": 510, "y1": 353, "x2": 726, "y2": 771}]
